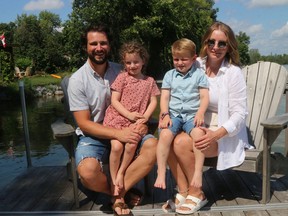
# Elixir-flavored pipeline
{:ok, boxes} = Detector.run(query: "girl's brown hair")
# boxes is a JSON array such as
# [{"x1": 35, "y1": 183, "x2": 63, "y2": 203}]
[{"x1": 119, "y1": 41, "x2": 149, "y2": 73}]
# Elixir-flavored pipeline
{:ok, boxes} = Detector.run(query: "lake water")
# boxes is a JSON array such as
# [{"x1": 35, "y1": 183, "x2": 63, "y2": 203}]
[
  {"x1": 0, "y1": 95, "x2": 68, "y2": 190},
  {"x1": 0, "y1": 64, "x2": 287, "y2": 190}
]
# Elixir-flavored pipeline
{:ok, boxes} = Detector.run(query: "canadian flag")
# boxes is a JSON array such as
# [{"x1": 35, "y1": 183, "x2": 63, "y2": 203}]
[{"x1": 0, "y1": 33, "x2": 6, "y2": 48}]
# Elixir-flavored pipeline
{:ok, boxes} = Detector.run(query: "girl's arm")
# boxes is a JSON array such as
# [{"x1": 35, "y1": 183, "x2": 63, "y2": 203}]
[
  {"x1": 111, "y1": 90, "x2": 143, "y2": 122},
  {"x1": 137, "y1": 95, "x2": 158, "y2": 124}
]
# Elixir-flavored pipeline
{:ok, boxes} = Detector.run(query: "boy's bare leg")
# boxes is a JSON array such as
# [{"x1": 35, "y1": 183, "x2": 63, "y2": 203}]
[
  {"x1": 110, "y1": 139, "x2": 124, "y2": 196},
  {"x1": 154, "y1": 129, "x2": 174, "y2": 189},
  {"x1": 190, "y1": 128, "x2": 205, "y2": 188},
  {"x1": 116, "y1": 142, "x2": 138, "y2": 190}
]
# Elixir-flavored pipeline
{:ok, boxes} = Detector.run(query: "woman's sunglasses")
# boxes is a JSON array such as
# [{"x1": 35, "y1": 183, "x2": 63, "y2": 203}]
[{"x1": 207, "y1": 39, "x2": 227, "y2": 49}]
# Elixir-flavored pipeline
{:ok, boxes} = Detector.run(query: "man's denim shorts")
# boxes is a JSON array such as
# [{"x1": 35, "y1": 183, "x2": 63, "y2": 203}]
[
  {"x1": 75, "y1": 134, "x2": 155, "y2": 167},
  {"x1": 159, "y1": 116, "x2": 195, "y2": 135}
]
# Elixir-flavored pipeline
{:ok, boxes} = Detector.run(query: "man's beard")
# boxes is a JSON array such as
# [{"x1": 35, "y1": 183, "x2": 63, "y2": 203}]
[{"x1": 88, "y1": 52, "x2": 108, "y2": 65}]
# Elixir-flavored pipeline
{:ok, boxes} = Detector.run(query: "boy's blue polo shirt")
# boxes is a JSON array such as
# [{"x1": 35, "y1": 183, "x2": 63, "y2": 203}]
[{"x1": 161, "y1": 64, "x2": 208, "y2": 122}]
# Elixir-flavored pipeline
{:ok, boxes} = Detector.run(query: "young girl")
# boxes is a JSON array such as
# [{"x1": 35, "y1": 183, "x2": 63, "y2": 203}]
[{"x1": 103, "y1": 41, "x2": 160, "y2": 196}]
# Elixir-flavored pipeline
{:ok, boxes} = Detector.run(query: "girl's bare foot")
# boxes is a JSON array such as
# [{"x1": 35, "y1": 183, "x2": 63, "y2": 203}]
[
  {"x1": 154, "y1": 174, "x2": 166, "y2": 189},
  {"x1": 115, "y1": 173, "x2": 124, "y2": 190},
  {"x1": 111, "y1": 184, "x2": 121, "y2": 196}
]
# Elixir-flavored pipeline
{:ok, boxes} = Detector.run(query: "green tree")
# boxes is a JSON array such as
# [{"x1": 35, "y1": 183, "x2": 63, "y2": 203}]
[
  {"x1": 13, "y1": 12, "x2": 67, "y2": 75},
  {"x1": 236, "y1": 31, "x2": 250, "y2": 66},
  {"x1": 249, "y1": 49, "x2": 261, "y2": 64},
  {"x1": 63, "y1": 0, "x2": 217, "y2": 79}
]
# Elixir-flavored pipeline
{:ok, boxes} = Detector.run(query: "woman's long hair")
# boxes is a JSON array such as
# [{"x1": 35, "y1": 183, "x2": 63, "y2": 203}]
[{"x1": 199, "y1": 21, "x2": 240, "y2": 66}]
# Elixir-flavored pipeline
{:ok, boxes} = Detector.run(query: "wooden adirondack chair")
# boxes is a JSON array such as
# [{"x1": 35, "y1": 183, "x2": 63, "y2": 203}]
[{"x1": 239, "y1": 61, "x2": 288, "y2": 203}]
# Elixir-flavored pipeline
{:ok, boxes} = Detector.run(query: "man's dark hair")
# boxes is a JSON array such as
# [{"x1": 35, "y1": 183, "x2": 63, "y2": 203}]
[{"x1": 81, "y1": 24, "x2": 112, "y2": 49}]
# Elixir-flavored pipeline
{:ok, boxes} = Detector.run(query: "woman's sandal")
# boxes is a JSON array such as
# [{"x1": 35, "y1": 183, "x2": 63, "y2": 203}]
[
  {"x1": 162, "y1": 193, "x2": 186, "y2": 213},
  {"x1": 175, "y1": 195, "x2": 208, "y2": 215}
]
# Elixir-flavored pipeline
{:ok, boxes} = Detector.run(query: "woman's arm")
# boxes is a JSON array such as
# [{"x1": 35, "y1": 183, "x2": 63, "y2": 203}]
[
  {"x1": 73, "y1": 109, "x2": 142, "y2": 144},
  {"x1": 221, "y1": 66, "x2": 247, "y2": 137}
]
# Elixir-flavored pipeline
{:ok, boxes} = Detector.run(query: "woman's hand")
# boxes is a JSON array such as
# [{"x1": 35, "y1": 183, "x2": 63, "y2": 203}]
[{"x1": 194, "y1": 127, "x2": 218, "y2": 151}]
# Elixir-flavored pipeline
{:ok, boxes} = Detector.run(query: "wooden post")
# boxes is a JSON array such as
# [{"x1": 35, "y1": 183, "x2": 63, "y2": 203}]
[{"x1": 19, "y1": 81, "x2": 32, "y2": 168}]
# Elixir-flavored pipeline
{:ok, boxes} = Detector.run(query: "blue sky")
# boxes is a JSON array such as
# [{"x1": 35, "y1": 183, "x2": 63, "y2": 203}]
[{"x1": 0, "y1": 0, "x2": 287, "y2": 55}]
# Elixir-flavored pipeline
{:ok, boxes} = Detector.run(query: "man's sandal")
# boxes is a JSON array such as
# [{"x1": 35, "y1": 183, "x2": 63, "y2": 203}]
[
  {"x1": 162, "y1": 193, "x2": 186, "y2": 213},
  {"x1": 175, "y1": 195, "x2": 208, "y2": 215},
  {"x1": 125, "y1": 188, "x2": 143, "y2": 207},
  {"x1": 112, "y1": 202, "x2": 132, "y2": 216}
]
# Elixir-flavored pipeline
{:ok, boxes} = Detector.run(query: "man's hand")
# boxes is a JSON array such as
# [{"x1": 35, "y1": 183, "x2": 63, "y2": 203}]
[
  {"x1": 115, "y1": 127, "x2": 142, "y2": 145},
  {"x1": 130, "y1": 123, "x2": 148, "y2": 137}
]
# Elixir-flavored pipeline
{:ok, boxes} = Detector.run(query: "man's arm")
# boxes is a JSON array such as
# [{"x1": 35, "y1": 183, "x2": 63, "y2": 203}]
[{"x1": 73, "y1": 110, "x2": 142, "y2": 144}]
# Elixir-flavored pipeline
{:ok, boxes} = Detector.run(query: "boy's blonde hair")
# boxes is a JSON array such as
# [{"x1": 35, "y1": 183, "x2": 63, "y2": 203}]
[{"x1": 172, "y1": 38, "x2": 196, "y2": 57}]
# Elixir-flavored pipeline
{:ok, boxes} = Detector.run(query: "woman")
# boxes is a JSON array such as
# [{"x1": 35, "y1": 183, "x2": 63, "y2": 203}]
[{"x1": 162, "y1": 21, "x2": 251, "y2": 214}]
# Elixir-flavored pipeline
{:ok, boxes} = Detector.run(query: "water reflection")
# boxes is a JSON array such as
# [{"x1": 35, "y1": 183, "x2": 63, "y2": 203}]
[{"x1": 0, "y1": 96, "x2": 68, "y2": 190}]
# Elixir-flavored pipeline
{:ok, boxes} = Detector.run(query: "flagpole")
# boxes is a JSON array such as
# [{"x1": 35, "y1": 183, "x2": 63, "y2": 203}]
[{"x1": 0, "y1": 54, "x2": 2, "y2": 82}]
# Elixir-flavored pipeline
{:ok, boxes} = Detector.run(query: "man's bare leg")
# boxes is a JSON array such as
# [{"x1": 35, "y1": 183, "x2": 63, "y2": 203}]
[{"x1": 77, "y1": 157, "x2": 111, "y2": 195}]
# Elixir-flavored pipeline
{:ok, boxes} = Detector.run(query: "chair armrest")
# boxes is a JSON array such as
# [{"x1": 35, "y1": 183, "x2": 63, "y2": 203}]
[
  {"x1": 260, "y1": 113, "x2": 288, "y2": 129},
  {"x1": 51, "y1": 118, "x2": 75, "y2": 138}
]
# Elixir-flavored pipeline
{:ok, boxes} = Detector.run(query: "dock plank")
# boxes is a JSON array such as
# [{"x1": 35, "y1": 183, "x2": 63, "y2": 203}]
[{"x1": 0, "y1": 165, "x2": 287, "y2": 216}]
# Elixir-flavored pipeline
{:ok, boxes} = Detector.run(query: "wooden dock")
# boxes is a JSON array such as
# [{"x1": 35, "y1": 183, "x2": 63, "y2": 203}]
[{"x1": 0, "y1": 158, "x2": 288, "y2": 216}]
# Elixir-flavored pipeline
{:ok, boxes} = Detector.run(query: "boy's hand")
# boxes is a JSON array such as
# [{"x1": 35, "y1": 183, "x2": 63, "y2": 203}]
[
  {"x1": 158, "y1": 116, "x2": 172, "y2": 129},
  {"x1": 194, "y1": 112, "x2": 205, "y2": 127}
]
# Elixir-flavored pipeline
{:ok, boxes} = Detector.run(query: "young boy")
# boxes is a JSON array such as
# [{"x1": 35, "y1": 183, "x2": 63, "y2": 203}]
[{"x1": 154, "y1": 38, "x2": 209, "y2": 190}]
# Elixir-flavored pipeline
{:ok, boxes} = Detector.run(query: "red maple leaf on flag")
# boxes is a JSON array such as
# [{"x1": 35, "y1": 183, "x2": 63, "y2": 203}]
[{"x1": 0, "y1": 33, "x2": 6, "y2": 48}]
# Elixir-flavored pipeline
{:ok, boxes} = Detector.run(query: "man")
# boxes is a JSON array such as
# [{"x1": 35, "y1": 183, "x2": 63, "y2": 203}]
[{"x1": 68, "y1": 24, "x2": 157, "y2": 215}]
